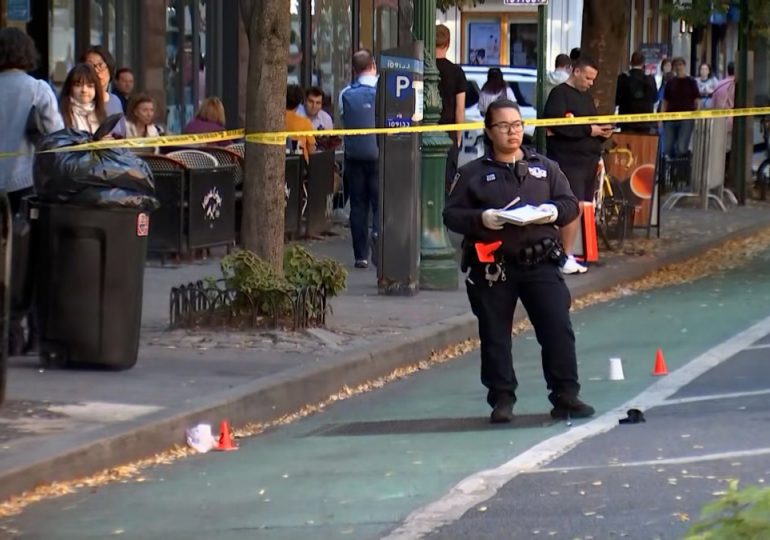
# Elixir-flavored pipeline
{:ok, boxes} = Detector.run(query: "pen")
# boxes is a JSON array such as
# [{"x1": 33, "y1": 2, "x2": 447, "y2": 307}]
[{"x1": 501, "y1": 196, "x2": 521, "y2": 211}]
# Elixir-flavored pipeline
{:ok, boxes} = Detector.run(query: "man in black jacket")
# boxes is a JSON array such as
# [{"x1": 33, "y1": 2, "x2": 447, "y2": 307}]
[
  {"x1": 444, "y1": 99, "x2": 595, "y2": 424},
  {"x1": 544, "y1": 56, "x2": 613, "y2": 274},
  {"x1": 615, "y1": 51, "x2": 658, "y2": 133}
]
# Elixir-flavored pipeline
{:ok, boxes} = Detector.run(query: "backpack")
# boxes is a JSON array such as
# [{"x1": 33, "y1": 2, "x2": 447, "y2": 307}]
[{"x1": 624, "y1": 70, "x2": 653, "y2": 114}]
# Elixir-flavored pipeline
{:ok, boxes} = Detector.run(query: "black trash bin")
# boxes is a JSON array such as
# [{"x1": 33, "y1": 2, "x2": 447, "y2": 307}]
[{"x1": 31, "y1": 202, "x2": 150, "y2": 370}]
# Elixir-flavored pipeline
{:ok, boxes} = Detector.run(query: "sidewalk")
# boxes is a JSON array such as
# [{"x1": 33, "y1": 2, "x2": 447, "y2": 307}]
[{"x1": 1, "y1": 203, "x2": 769, "y2": 502}]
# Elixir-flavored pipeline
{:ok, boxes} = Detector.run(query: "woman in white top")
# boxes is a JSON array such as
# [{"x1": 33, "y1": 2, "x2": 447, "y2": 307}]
[
  {"x1": 696, "y1": 63, "x2": 718, "y2": 107},
  {"x1": 477, "y1": 67, "x2": 516, "y2": 116},
  {"x1": 126, "y1": 93, "x2": 161, "y2": 138},
  {"x1": 126, "y1": 93, "x2": 162, "y2": 153},
  {"x1": 59, "y1": 63, "x2": 106, "y2": 134}
]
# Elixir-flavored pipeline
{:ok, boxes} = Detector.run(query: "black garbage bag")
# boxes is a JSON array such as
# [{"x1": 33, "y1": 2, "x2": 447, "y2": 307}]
[{"x1": 33, "y1": 114, "x2": 159, "y2": 210}]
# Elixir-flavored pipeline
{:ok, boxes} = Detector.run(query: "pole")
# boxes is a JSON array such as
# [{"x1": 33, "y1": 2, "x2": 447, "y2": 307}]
[
  {"x1": 412, "y1": 1, "x2": 458, "y2": 290},
  {"x1": 536, "y1": 4, "x2": 548, "y2": 153},
  {"x1": 732, "y1": 0, "x2": 749, "y2": 204}
]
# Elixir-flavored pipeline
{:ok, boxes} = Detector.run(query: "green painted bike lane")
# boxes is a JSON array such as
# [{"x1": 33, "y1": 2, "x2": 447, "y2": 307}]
[{"x1": 4, "y1": 253, "x2": 770, "y2": 540}]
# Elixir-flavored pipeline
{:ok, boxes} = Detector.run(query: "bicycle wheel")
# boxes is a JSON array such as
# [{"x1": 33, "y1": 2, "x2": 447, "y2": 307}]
[
  {"x1": 597, "y1": 177, "x2": 628, "y2": 250},
  {"x1": 757, "y1": 159, "x2": 770, "y2": 200}
]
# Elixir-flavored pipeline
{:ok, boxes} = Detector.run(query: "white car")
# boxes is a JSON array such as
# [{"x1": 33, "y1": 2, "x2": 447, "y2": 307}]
[{"x1": 459, "y1": 66, "x2": 538, "y2": 164}]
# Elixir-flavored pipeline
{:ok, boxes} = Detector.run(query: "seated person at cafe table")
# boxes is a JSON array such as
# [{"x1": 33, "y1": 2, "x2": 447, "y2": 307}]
[{"x1": 285, "y1": 84, "x2": 316, "y2": 163}]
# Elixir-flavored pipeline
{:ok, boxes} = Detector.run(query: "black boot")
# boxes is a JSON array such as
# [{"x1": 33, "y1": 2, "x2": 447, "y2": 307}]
[
  {"x1": 549, "y1": 394, "x2": 595, "y2": 420},
  {"x1": 489, "y1": 394, "x2": 515, "y2": 424}
]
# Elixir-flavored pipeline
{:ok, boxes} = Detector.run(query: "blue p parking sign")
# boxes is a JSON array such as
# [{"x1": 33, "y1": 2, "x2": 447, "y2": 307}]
[{"x1": 387, "y1": 71, "x2": 413, "y2": 101}]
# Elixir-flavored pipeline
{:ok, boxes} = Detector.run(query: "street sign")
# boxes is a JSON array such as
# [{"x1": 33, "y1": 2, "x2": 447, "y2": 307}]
[
  {"x1": 6, "y1": 0, "x2": 31, "y2": 22},
  {"x1": 504, "y1": 0, "x2": 548, "y2": 4}
]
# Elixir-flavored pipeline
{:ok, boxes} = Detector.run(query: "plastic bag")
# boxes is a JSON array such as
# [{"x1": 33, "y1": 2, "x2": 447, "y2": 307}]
[
  {"x1": 69, "y1": 187, "x2": 159, "y2": 211},
  {"x1": 33, "y1": 115, "x2": 158, "y2": 209},
  {"x1": 185, "y1": 424, "x2": 217, "y2": 454}
]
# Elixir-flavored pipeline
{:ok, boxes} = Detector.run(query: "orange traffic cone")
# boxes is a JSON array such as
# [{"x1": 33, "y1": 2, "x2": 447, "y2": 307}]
[
  {"x1": 215, "y1": 420, "x2": 238, "y2": 451},
  {"x1": 652, "y1": 348, "x2": 669, "y2": 376}
]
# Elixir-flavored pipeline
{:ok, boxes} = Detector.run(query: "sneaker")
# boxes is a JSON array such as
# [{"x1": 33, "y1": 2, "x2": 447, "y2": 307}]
[
  {"x1": 490, "y1": 402, "x2": 514, "y2": 424},
  {"x1": 354, "y1": 260, "x2": 369, "y2": 269},
  {"x1": 561, "y1": 255, "x2": 588, "y2": 275},
  {"x1": 549, "y1": 394, "x2": 595, "y2": 420}
]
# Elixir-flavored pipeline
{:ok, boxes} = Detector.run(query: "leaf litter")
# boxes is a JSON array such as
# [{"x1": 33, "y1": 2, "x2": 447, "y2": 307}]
[{"x1": 5, "y1": 227, "x2": 770, "y2": 518}]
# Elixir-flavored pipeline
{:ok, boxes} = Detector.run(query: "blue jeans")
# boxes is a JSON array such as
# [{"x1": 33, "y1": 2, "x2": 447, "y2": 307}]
[
  {"x1": 663, "y1": 120, "x2": 694, "y2": 158},
  {"x1": 346, "y1": 158, "x2": 378, "y2": 261}
]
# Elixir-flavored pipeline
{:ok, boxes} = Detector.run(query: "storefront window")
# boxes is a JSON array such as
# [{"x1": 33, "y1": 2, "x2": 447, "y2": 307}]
[
  {"x1": 358, "y1": 0, "x2": 398, "y2": 55},
  {"x1": 165, "y1": 0, "x2": 206, "y2": 133},
  {"x1": 467, "y1": 19, "x2": 501, "y2": 65},
  {"x1": 50, "y1": 0, "x2": 76, "y2": 90},
  {"x1": 289, "y1": 0, "x2": 302, "y2": 85},
  {"x1": 313, "y1": 0, "x2": 352, "y2": 119},
  {"x1": 508, "y1": 22, "x2": 537, "y2": 68}
]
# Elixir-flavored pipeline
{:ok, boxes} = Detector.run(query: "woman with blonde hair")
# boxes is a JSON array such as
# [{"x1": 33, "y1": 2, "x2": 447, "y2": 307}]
[
  {"x1": 184, "y1": 97, "x2": 224, "y2": 131},
  {"x1": 59, "y1": 63, "x2": 106, "y2": 134}
]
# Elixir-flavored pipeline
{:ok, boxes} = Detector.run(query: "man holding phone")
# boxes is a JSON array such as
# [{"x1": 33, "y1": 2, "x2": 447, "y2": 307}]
[{"x1": 543, "y1": 55, "x2": 612, "y2": 274}]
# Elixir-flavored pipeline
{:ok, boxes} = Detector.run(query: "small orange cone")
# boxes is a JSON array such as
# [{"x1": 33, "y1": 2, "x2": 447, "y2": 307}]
[
  {"x1": 215, "y1": 420, "x2": 238, "y2": 451},
  {"x1": 652, "y1": 348, "x2": 669, "y2": 376}
]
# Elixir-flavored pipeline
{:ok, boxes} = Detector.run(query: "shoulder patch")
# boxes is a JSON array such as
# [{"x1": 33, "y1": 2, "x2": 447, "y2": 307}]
[
  {"x1": 485, "y1": 173, "x2": 496, "y2": 183},
  {"x1": 528, "y1": 166, "x2": 548, "y2": 179}
]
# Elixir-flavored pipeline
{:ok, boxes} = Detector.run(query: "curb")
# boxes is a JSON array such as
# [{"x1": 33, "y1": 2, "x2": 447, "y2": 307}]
[{"x1": 0, "y1": 221, "x2": 767, "y2": 502}]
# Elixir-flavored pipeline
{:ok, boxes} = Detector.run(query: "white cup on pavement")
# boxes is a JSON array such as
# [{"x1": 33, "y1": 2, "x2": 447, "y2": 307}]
[{"x1": 609, "y1": 357, "x2": 625, "y2": 381}]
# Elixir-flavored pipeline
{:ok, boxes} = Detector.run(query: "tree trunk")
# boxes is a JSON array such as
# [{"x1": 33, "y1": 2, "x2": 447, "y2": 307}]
[
  {"x1": 239, "y1": 0, "x2": 290, "y2": 272},
  {"x1": 580, "y1": 0, "x2": 630, "y2": 115}
]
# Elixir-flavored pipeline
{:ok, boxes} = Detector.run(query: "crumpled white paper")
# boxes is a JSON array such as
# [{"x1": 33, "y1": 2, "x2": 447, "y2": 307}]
[{"x1": 186, "y1": 423, "x2": 217, "y2": 453}]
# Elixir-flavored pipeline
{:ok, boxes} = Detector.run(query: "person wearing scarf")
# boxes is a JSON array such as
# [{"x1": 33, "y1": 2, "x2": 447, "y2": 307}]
[{"x1": 59, "y1": 63, "x2": 106, "y2": 135}]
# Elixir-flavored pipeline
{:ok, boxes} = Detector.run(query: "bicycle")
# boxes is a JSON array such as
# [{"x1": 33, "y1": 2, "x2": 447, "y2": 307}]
[
  {"x1": 594, "y1": 148, "x2": 633, "y2": 251},
  {"x1": 755, "y1": 116, "x2": 770, "y2": 199}
]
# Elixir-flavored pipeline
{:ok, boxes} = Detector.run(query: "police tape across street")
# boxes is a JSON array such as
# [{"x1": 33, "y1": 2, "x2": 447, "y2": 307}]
[{"x1": 2, "y1": 106, "x2": 769, "y2": 158}]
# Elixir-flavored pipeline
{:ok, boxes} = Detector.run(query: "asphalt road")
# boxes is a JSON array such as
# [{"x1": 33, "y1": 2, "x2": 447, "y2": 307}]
[{"x1": 3, "y1": 251, "x2": 770, "y2": 540}]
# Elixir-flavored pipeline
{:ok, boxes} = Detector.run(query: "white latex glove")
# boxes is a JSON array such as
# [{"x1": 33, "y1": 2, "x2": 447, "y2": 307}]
[
  {"x1": 481, "y1": 209, "x2": 505, "y2": 230},
  {"x1": 532, "y1": 203, "x2": 558, "y2": 225}
]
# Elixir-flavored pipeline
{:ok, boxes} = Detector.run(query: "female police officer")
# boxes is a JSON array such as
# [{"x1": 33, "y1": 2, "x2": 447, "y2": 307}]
[{"x1": 443, "y1": 99, "x2": 595, "y2": 423}]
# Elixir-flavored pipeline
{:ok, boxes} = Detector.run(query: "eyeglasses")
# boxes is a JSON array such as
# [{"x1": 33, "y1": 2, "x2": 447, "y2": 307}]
[
  {"x1": 89, "y1": 61, "x2": 108, "y2": 73},
  {"x1": 490, "y1": 121, "x2": 525, "y2": 133}
]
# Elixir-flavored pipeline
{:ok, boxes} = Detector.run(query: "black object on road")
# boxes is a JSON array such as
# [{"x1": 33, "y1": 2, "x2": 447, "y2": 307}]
[{"x1": 619, "y1": 408, "x2": 646, "y2": 424}]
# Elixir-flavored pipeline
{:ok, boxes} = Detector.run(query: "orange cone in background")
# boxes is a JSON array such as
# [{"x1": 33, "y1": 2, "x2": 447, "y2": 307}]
[
  {"x1": 652, "y1": 348, "x2": 669, "y2": 376},
  {"x1": 216, "y1": 420, "x2": 238, "y2": 451}
]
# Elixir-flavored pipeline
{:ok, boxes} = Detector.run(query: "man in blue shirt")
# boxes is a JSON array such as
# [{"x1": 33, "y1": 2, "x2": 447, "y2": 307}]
[{"x1": 339, "y1": 49, "x2": 379, "y2": 269}]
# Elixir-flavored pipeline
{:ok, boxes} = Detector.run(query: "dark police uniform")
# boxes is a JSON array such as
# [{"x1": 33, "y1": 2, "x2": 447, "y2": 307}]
[{"x1": 443, "y1": 146, "x2": 583, "y2": 412}]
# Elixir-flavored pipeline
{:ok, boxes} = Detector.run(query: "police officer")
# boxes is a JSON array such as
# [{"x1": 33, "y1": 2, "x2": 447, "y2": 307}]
[{"x1": 443, "y1": 99, "x2": 595, "y2": 424}]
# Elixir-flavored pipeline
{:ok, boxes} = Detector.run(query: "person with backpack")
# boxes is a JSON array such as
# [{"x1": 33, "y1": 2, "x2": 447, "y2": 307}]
[{"x1": 615, "y1": 51, "x2": 658, "y2": 133}]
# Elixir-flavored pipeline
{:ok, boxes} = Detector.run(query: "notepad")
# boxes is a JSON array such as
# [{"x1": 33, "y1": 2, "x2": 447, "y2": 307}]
[{"x1": 497, "y1": 205, "x2": 551, "y2": 226}]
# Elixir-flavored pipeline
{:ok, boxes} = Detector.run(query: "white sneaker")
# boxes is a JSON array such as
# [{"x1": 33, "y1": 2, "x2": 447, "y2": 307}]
[{"x1": 562, "y1": 256, "x2": 588, "y2": 275}]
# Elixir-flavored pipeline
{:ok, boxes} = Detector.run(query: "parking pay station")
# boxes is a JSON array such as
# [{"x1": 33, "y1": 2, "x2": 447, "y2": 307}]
[{"x1": 376, "y1": 42, "x2": 423, "y2": 296}]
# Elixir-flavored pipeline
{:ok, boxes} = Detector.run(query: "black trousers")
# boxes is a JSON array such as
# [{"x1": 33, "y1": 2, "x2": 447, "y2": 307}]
[{"x1": 465, "y1": 261, "x2": 580, "y2": 408}]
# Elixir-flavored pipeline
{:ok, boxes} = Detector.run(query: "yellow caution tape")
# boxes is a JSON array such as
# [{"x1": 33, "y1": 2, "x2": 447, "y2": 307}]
[
  {"x1": 0, "y1": 130, "x2": 245, "y2": 159},
  {"x1": 246, "y1": 106, "x2": 770, "y2": 143},
  {"x1": 2, "y1": 107, "x2": 769, "y2": 159}
]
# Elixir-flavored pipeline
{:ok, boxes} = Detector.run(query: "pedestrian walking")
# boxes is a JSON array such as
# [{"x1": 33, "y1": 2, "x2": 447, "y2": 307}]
[
  {"x1": 661, "y1": 57, "x2": 700, "y2": 159},
  {"x1": 444, "y1": 99, "x2": 595, "y2": 424},
  {"x1": 477, "y1": 68, "x2": 516, "y2": 117},
  {"x1": 544, "y1": 53, "x2": 571, "y2": 102},
  {"x1": 543, "y1": 55, "x2": 613, "y2": 274},
  {"x1": 339, "y1": 49, "x2": 379, "y2": 269},
  {"x1": 615, "y1": 51, "x2": 658, "y2": 133},
  {"x1": 696, "y1": 63, "x2": 718, "y2": 107},
  {"x1": 436, "y1": 23, "x2": 467, "y2": 192},
  {"x1": 0, "y1": 27, "x2": 64, "y2": 356}
]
